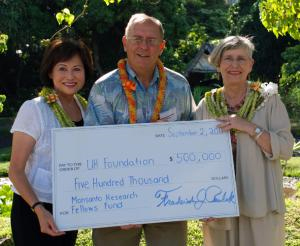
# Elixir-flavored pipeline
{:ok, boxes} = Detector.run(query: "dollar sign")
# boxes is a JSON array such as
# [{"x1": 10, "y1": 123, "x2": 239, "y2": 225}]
[{"x1": 169, "y1": 156, "x2": 173, "y2": 162}]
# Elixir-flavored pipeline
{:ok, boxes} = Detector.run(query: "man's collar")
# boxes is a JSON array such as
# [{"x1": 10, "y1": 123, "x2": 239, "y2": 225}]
[{"x1": 125, "y1": 62, "x2": 159, "y2": 87}]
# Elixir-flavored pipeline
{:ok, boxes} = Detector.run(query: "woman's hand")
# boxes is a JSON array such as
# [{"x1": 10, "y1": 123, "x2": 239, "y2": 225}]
[
  {"x1": 217, "y1": 114, "x2": 272, "y2": 154},
  {"x1": 201, "y1": 218, "x2": 218, "y2": 223},
  {"x1": 217, "y1": 114, "x2": 255, "y2": 135},
  {"x1": 35, "y1": 205, "x2": 65, "y2": 236}
]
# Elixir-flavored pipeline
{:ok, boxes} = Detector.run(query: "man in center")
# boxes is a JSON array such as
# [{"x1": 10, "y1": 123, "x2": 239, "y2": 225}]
[{"x1": 85, "y1": 13, "x2": 195, "y2": 246}]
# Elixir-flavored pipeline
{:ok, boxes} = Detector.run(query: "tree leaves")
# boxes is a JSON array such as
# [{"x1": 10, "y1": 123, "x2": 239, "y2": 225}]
[
  {"x1": 103, "y1": 0, "x2": 122, "y2": 6},
  {"x1": 0, "y1": 95, "x2": 6, "y2": 113},
  {"x1": 56, "y1": 8, "x2": 75, "y2": 26},
  {"x1": 259, "y1": 0, "x2": 300, "y2": 40},
  {"x1": 0, "y1": 34, "x2": 8, "y2": 54}
]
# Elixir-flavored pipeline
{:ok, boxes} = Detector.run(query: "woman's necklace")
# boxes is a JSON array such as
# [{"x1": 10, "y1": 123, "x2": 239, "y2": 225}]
[
  {"x1": 224, "y1": 88, "x2": 247, "y2": 113},
  {"x1": 117, "y1": 58, "x2": 167, "y2": 124},
  {"x1": 205, "y1": 81, "x2": 265, "y2": 121},
  {"x1": 39, "y1": 87, "x2": 87, "y2": 127}
]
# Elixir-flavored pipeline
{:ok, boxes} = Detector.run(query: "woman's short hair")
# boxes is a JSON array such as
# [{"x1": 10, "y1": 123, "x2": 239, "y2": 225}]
[
  {"x1": 40, "y1": 38, "x2": 93, "y2": 87},
  {"x1": 124, "y1": 13, "x2": 165, "y2": 39},
  {"x1": 209, "y1": 36, "x2": 255, "y2": 68}
]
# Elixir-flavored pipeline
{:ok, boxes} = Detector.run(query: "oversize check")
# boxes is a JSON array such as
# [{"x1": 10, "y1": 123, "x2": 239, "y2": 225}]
[{"x1": 52, "y1": 120, "x2": 239, "y2": 231}]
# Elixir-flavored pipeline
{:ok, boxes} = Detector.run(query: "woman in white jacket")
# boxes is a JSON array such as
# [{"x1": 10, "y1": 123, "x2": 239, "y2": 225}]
[
  {"x1": 195, "y1": 36, "x2": 294, "y2": 246},
  {"x1": 9, "y1": 38, "x2": 93, "y2": 246}
]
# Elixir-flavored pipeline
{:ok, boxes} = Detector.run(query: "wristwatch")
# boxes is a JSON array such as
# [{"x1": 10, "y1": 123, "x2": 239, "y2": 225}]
[
  {"x1": 253, "y1": 126, "x2": 264, "y2": 140},
  {"x1": 254, "y1": 127, "x2": 262, "y2": 136}
]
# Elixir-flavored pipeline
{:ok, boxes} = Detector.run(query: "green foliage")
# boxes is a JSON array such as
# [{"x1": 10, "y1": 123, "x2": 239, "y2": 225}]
[
  {"x1": 0, "y1": 34, "x2": 8, "y2": 53},
  {"x1": 227, "y1": 1, "x2": 297, "y2": 82},
  {"x1": 40, "y1": 39, "x2": 51, "y2": 47},
  {"x1": 162, "y1": 0, "x2": 229, "y2": 73},
  {"x1": 0, "y1": 0, "x2": 229, "y2": 116},
  {"x1": 281, "y1": 44, "x2": 300, "y2": 81},
  {"x1": 171, "y1": 24, "x2": 208, "y2": 73},
  {"x1": 187, "y1": 220, "x2": 203, "y2": 245},
  {"x1": 103, "y1": 0, "x2": 122, "y2": 5},
  {"x1": 192, "y1": 83, "x2": 220, "y2": 105},
  {"x1": 0, "y1": 1, "x2": 57, "y2": 49},
  {"x1": 56, "y1": 8, "x2": 75, "y2": 26},
  {"x1": 0, "y1": 185, "x2": 13, "y2": 217},
  {"x1": 279, "y1": 44, "x2": 300, "y2": 119},
  {"x1": 281, "y1": 84, "x2": 300, "y2": 120},
  {"x1": 259, "y1": 0, "x2": 300, "y2": 40},
  {"x1": 185, "y1": 0, "x2": 229, "y2": 38},
  {"x1": 227, "y1": 2, "x2": 256, "y2": 36},
  {"x1": 0, "y1": 95, "x2": 6, "y2": 113},
  {"x1": 76, "y1": 229, "x2": 92, "y2": 246}
]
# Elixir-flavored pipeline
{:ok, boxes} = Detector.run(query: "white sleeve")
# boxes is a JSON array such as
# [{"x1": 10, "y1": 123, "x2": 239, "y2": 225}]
[{"x1": 10, "y1": 100, "x2": 42, "y2": 141}]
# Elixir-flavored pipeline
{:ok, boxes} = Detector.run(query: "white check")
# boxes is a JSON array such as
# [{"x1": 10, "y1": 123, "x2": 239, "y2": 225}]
[{"x1": 52, "y1": 120, "x2": 239, "y2": 231}]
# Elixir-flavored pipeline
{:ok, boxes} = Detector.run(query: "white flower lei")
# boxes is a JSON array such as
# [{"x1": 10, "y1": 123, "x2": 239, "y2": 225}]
[{"x1": 256, "y1": 82, "x2": 278, "y2": 111}]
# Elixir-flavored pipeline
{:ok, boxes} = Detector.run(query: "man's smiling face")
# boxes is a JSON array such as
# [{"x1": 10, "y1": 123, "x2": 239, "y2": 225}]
[{"x1": 122, "y1": 20, "x2": 165, "y2": 76}]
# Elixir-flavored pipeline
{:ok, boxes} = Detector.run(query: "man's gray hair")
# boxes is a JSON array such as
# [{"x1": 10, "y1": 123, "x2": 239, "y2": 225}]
[{"x1": 125, "y1": 13, "x2": 165, "y2": 39}]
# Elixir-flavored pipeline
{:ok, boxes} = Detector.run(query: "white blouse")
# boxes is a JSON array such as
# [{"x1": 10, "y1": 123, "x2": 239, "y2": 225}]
[{"x1": 10, "y1": 96, "x2": 85, "y2": 203}]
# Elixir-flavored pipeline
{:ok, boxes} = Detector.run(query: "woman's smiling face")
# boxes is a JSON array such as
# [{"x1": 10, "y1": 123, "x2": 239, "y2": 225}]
[
  {"x1": 219, "y1": 48, "x2": 254, "y2": 86},
  {"x1": 49, "y1": 54, "x2": 85, "y2": 97}
]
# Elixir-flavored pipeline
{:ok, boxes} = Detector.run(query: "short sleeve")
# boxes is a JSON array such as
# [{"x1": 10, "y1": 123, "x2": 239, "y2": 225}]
[
  {"x1": 84, "y1": 83, "x2": 114, "y2": 126},
  {"x1": 10, "y1": 100, "x2": 42, "y2": 141}
]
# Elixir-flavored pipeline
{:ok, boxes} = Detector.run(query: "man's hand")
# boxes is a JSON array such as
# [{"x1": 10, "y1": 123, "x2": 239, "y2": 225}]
[{"x1": 120, "y1": 224, "x2": 142, "y2": 230}]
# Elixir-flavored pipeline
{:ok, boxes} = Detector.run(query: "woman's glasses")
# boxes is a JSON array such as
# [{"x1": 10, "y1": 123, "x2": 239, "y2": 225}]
[{"x1": 221, "y1": 56, "x2": 249, "y2": 66}]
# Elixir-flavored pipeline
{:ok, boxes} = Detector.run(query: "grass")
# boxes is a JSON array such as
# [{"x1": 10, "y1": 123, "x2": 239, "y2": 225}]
[
  {"x1": 0, "y1": 162, "x2": 9, "y2": 177},
  {"x1": 0, "y1": 217, "x2": 11, "y2": 239},
  {"x1": 282, "y1": 158, "x2": 300, "y2": 177}
]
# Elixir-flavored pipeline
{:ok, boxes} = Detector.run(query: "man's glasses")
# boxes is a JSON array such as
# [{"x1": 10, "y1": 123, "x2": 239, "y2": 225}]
[{"x1": 126, "y1": 36, "x2": 162, "y2": 47}]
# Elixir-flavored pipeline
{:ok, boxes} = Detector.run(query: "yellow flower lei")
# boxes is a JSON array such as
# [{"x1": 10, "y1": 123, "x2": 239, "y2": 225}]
[
  {"x1": 39, "y1": 87, "x2": 87, "y2": 127},
  {"x1": 117, "y1": 58, "x2": 167, "y2": 124},
  {"x1": 205, "y1": 81, "x2": 264, "y2": 121}
]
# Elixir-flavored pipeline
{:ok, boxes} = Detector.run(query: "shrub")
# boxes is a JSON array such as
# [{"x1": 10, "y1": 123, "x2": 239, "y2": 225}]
[
  {"x1": 279, "y1": 44, "x2": 300, "y2": 121},
  {"x1": 0, "y1": 185, "x2": 13, "y2": 217},
  {"x1": 0, "y1": 95, "x2": 6, "y2": 113}
]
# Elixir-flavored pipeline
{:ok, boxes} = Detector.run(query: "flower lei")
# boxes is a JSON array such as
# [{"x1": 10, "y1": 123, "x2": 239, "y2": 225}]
[
  {"x1": 39, "y1": 87, "x2": 87, "y2": 127},
  {"x1": 117, "y1": 58, "x2": 167, "y2": 124},
  {"x1": 205, "y1": 81, "x2": 278, "y2": 121}
]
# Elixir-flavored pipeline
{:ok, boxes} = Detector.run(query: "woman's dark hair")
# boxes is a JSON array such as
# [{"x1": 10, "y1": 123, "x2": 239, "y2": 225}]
[{"x1": 40, "y1": 38, "x2": 93, "y2": 87}]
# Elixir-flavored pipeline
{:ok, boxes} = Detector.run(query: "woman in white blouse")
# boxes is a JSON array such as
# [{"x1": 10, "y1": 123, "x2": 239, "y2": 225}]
[
  {"x1": 195, "y1": 36, "x2": 294, "y2": 246},
  {"x1": 9, "y1": 38, "x2": 93, "y2": 246}
]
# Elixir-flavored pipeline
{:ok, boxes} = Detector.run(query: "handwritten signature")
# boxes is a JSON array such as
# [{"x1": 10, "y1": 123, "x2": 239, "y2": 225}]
[{"x1": 154, "y1": 185, "x2": 236, "y2": 209}]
